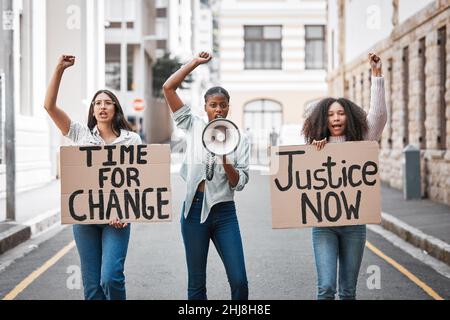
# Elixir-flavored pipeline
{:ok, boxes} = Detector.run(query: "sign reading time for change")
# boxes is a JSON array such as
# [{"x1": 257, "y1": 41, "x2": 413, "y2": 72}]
[
  {"x1": 60, "y1": 144, "x2": 171, "y2": 224},
  {"x1": 270, "y1": 141, "x2": 381, "y2": 228}
]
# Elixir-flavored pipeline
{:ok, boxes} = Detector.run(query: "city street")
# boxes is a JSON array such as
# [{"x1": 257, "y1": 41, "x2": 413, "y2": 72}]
[
  {"x1": 0, "y1": 0, "x2": 449, "y2": 309},
  {"x1": 0, "y1": 169, "x2": 449, "y2": 300}
]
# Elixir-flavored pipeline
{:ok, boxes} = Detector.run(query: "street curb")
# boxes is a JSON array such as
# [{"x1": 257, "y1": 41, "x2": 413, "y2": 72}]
[
  {"x1": 0, "y1": 209, "x2": 60, "y2": 255},
  {"x1": 0, "y1": 224, "x2": 31, "y2": 255},
  {"x1": 381, "y1": 212, "x2": 450, "y2": 266},
  {"x1": 23, "y1": 209, "x2": 61, "y2": 236}
]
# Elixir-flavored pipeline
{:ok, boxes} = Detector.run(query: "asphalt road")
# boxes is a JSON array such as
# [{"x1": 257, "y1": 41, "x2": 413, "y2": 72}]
[{"x1": 0, "y1": 170, "x2": 449, "y2": 300}]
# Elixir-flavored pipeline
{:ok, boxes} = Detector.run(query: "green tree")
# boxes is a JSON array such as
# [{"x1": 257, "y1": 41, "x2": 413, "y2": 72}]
[{"x1": 152, "y1": 53, "x2": 193, "y2": 98}]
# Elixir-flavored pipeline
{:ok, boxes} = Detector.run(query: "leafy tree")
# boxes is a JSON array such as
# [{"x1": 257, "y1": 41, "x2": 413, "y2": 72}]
[{"x1": 152, "y1": 53, "x2": 193, "y2": 98}]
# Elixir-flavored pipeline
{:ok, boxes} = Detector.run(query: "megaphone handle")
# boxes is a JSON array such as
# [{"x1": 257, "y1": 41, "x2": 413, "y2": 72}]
[{"x1": 205, "y1": 152, "x2": 216, "y2": 181}]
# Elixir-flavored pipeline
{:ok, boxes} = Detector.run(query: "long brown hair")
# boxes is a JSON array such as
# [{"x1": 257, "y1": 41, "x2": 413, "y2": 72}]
[
  {"x1": 302, "y1": 97, "x2": 368, "y2": 143},
  {"x1": 87, "y1": 89, "x2": 133, "y2": 136}
]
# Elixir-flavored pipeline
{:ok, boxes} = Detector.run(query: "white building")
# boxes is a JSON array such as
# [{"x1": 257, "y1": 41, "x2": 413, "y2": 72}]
[
  {"x1": 150, "y1": 0, "x2": 215, "y2": 150},
  {"x1": 103, "y1": 0, "x2": 214, "y2": 144},
  {"x1": 155, "y1": 0, "x2": 170, "y2": 58},
  {"x1": 189, "y1": 0, "x2": 215, "y2": 112},
  {"x1": 218, "y1": 0, "x2": 328, "y2": 164},
  {"x1": 161, "y1": 0, "x2": 214, "y2": 114},
  {"x1": 0, "y1": 0, "x2": 105, "y2": 221},
  {"x1": 104, "y1": 0, "x2": 173, "y2": 143}
]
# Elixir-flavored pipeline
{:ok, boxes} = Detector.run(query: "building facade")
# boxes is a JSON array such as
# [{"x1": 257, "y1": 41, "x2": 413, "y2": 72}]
[
  {"x1": 327, "y1": 0, "x2": 450, "y2": 205},
  {"x1": 218, "y1": 0, "x2": 328, "y2": 164},
  {"x1": 104, "y1": 0, "x2": 215, "y2": 144},
  {"x1": 165, "y1": 0, "x2": 215, "y2": 113},
  {"x1": 0, "y1": 0, "x2": 105, "y2": 222},
  {"x1": 104, "y1": 0, "x2": 174, "y2": 143}
]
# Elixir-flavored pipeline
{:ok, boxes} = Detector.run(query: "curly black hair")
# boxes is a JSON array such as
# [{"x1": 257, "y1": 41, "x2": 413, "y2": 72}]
[{"x1": 302, "y1": 97, "x2": 368, "y2": 143}]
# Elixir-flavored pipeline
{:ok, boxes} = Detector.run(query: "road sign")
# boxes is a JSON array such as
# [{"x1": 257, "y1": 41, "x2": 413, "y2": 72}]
[{"x1": 133, "y1": 98, "x2": 144, "y2": 111}]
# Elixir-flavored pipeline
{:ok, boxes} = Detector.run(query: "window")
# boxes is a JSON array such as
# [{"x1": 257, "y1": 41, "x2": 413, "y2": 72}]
[
  {"x1": 344, "y1": 79, "x2": 349, "y2": 98},
  {"x1": 244, "y1": 99, "x2": 283, "y2": 165},
  {"x1": 438, "y1": 26, "x2": 447, "y2": 150},
  {"x1": 127, "y1": 44, "x2": 135, "y2": 91},
  {"x1": 244, "y1": 26, "x2": 282, "y2": 70},
  {"x1": 305, "y1": 25, "x2": 326, "y2": 70},
  {"x1": 106, "y1": 21, "x2": 122, "y2": 29},
  {"x1": 387, "y1": 58, "x2": 393, "y2": 149},
  {"x1": 157, "y1": 40, "x2": 167, "y2": 50},
  {"x1": 360, "y1": 72, "x2": 364, "y2": 107},
  {"x1": 105, "y1": 44, "x2": 121, "y2": 91},
  {"x1": 352, "y1": 75, "x2": 356, "y2": 101},
  {"x1": 156, "y1": 8, "x2": 167, "y2": 18},
  {"x1": 105, "y1": 21, "x2": 133, "y2": 29},
  {"x1": 402, "y1": 46, "x2": 409, "y2": 147},
  {"x1": 418, "y1": 38, "x2": 426, "y2": 149}
]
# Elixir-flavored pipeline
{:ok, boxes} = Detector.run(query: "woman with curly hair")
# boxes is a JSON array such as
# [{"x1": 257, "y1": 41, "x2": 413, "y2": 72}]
[{"x1": 302, "y1": 53, "x2": 387, "y2": 300}]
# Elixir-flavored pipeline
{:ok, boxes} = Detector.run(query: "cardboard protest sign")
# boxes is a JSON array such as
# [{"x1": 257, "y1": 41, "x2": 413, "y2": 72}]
[
  {"x1": 270, "y1": 141, "x2": 381, "y2": 228},
  {"x1": 60, "y1": 144, "x2": 172, "y2": 224}
]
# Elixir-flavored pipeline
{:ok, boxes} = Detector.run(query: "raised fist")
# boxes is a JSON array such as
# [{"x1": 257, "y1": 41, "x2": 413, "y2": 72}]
[
  {"x1": 194, "y1": 52, "x2": 212, "y2": 65},
  {"x1": 58, "y1": 55, "x2": 76, "y2": 70}
]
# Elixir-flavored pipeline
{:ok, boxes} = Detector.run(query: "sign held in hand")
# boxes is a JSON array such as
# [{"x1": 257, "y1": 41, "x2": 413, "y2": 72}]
[
  {"x1": 60, "y1": 144, "x2": 172, "y2": 224},
  {"x1": 270, "y1": 141, "x2": 381, "y2": 228}
]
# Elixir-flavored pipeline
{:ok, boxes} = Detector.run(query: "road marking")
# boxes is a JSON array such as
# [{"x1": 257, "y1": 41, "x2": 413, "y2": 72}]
[
  {"x1": 366, "y1": 241, "x2": 444, "y2": 300},
  {"x1": 2, "y1": 238, "x2": 445, "y2": 300},
  {"x1": 2, "y1": 241, "x2": 76, "y2": 300},
  {"x1": 367, "y1": 224, "x2": 450, "y2": 279}
]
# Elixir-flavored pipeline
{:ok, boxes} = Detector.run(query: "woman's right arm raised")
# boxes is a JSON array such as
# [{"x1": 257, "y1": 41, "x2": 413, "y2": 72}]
[
  {"x1": 162, "y1": 52, "x2": 212, "y2": 113},
  {"x1": 44, "y1": 55, "x2": 75, "y2": 136}
]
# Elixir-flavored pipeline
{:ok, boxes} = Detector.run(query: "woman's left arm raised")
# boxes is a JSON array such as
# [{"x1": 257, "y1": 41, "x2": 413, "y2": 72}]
[{"x1": 366, "y1": 53, "x2": 388, "y2": 141}]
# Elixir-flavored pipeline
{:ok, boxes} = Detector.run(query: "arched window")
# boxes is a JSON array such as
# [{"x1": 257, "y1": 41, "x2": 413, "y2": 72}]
[{"x1": 243, "y1": 99, "x2": 282, "y2": 164}]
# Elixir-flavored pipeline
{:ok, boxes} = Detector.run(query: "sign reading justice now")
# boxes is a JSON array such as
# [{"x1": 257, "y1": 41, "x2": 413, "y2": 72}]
[
  {"x1": 270, "y1": 141, "x2": 381, "y2": 228},
  {"x1": 60, "y1": 144, "x2": 172, "y2": 224}
]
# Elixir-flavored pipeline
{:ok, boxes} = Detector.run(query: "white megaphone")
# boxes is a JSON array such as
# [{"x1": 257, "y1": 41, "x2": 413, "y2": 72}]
[{"x1": 202, "y1": 116, "x2": 241, "y2": 156}]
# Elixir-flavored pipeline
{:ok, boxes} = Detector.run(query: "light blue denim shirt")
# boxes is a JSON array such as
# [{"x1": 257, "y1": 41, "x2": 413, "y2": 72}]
[{"x1": 172, "y1": 104, "x2": 250, "y2": 223}]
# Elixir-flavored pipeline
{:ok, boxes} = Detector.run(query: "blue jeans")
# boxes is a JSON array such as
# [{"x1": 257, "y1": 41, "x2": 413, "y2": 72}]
[
  {"x1": 72, "y1": 224, "x2": 130, "y2": 300},
  {"x1": 312, "y1": 225, "x2": 366, "y2": 300},
  {"x1": 180, "y1": 191, "x2": 248, "y2": 300}
]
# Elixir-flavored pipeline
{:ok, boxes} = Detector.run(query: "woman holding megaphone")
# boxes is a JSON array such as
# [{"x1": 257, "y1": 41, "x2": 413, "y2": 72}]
[
  {"x1": 163, "y1": 52, "x2": 250, "y2": 300},
  {"x1": 302, "y1": 53, "x2": 387, "y2": 300}
]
